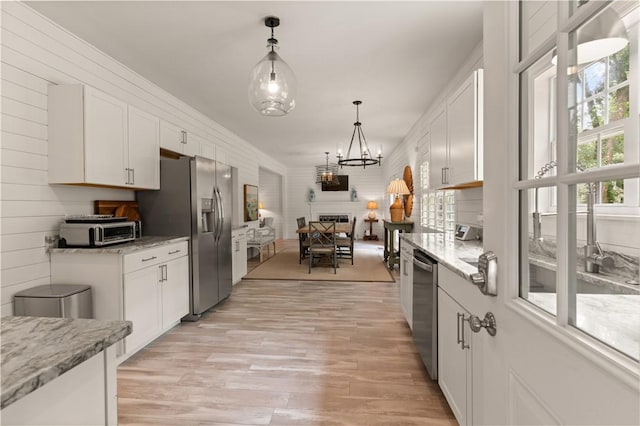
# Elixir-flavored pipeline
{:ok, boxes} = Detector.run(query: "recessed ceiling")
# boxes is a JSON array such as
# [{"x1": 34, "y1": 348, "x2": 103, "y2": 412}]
[{"x1": 26, "y1": 1, "x2": 483, "y2": 168}]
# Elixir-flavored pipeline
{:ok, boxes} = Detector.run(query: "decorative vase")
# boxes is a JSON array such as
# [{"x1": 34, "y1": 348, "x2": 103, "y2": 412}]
[{"x1": 309, "y1": 189, "x2": 316, "y2": 202}]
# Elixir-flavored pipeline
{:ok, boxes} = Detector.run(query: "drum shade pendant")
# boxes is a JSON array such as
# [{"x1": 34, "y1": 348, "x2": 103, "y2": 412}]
[
  {"x1": 337, "y1": 101, "x2": 382, "y2": 168},
  {"x1": 315, "y1": 152, "x2": 339, "y2": 184},
  {"x1": 248, "y1": 16, "x2": 297, "y2": 116}
]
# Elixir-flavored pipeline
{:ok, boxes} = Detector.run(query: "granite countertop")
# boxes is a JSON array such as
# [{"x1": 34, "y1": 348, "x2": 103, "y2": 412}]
[
  {"x1": 401, "y1": 233, "x2": 484, "y2": 282},
  {"x1": 527, "y1": 293, "x2": 639, "y2": 360},
  {"x1": 49, "y1": 235, "x2": 189, "y2": 255},
  {"x1": 1, "y1": 316, "x2": 131, "y2": 409},
  {"x1": 528, "y1": 254, "x2": 640, "y2": 295}
]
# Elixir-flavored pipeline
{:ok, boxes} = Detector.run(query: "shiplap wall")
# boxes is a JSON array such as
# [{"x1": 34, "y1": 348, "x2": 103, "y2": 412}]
[
  {"x1": 0, "y1": 2, "x2": 286, "y2": 315},
  {"x1": 520, "y1": 1, "x2": 557, "y2": 59},
  {"x1": 382, "y1": 42, "x2": 484, "y2": 232},
  {"x1": 285, "y1": 165, "x2": 385, "y2": 239},
  {"x1": 258, "y1": 167, "x2": 284, "y2": 239}
]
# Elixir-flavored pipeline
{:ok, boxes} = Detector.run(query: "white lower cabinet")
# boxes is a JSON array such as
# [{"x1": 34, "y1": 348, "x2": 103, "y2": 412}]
[
  {"x1": 438, "y1": 286, "x2": 473, "y2": 425},
  {"x1": 399, "y1": 243, "x2": 413, "y2": 329},
  {"x1": 161, "y1": 255, "x2": 190, "y2": 326},
  {"x1": 123, "y1": 265, "x2": 162, "y2": 355},
  {"x1": 232, "y1": 229, "x2": 248, "y2": 285},
  {"x1": 51, "y1": 241, "x2": 189, "y2": 361}
]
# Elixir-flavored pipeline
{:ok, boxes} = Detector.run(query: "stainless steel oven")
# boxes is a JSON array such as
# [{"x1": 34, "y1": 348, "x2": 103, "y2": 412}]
[{"x1": 412, "y1": 249, "x2": 438, "y2": 380}]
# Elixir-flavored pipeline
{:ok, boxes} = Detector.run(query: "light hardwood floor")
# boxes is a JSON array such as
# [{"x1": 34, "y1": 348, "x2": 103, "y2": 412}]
[{"x1": 117, "y1": 240, "x2": 456, "y2": 425}]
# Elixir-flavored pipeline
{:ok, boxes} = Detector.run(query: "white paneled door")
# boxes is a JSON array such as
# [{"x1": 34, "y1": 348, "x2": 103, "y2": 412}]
[{"x1": 476, "y1": 2, "x2": 640, "y2": 425}]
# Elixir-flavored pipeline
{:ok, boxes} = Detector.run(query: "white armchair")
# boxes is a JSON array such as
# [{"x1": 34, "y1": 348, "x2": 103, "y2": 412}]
[{"x1": 247, "y1": 218, "x2": 276, "y2": 262}]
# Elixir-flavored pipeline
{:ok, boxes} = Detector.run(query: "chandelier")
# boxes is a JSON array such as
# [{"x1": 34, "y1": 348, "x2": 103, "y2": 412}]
[
  {"x1": 337, "y1": 100, "x2": 382, "y2": 168},
  {"x1": 248, "y1": 16, "x2": 297, "y2": 116},
  {"x1": 315, "y1": 152, "x2": 339, "y2": 184}
]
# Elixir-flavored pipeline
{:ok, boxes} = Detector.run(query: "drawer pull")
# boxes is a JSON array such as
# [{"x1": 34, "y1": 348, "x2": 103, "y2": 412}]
[
  {"x1": 141, "y1": 256, "x2": 157, "y2": 262},
  {"x1": 168, "y1": 250, "x2": 181, "y2": 255}
]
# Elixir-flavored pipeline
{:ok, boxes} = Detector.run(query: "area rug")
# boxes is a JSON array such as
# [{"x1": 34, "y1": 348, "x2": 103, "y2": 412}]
[{"x1": 243, "y1": 243, "x2": 395, "y2": 282}]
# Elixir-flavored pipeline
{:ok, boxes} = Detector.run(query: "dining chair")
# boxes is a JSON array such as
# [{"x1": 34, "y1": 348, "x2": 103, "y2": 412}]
[
  {"x1": 308, "y1": 221, "x2": 337, "y2": 274},
  {"x1": 297, "y1": 217, "x2": 310, "y2": 263},
  {"x1": 337, "y1": 217, "x2": 356, "y2": 265}
]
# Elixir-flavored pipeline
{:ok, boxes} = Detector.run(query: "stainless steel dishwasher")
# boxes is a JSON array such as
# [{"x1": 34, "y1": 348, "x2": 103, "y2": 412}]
[{"x1": 412, "y1": 249, "x2": 438, "y2": 380}]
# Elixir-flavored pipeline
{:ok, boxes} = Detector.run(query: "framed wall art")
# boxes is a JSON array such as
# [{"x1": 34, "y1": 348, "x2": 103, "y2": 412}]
[{"x1": 244, "y1": 184, "x2": 259, "y2": 222}]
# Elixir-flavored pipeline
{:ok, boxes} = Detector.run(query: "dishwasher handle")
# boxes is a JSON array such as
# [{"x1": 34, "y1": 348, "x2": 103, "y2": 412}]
[{"x1": 413, "y1": 255, "x2": 434, "y2": 272}]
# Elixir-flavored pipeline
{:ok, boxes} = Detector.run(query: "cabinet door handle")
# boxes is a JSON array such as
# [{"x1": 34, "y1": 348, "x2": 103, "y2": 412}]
[
  {"x1": 142, "y1": 256, "x2": 157, "y2": 262},
  {"x1": 456, "y1": 312, "x2": 463, "y2": 345},
  {"x1": 131, "y1": 168, "x2": 135, "y2": 185},
  {"x1": 168, "y1": 250, "x2": 181, "y2": 255},
  {"x1": 181, "y1": 130, "x2": 187, "y2": 144},
  {"x1": 163, "y1": 264, "x2": 168, "y2": 282},
  {"x1": 461, "y1": 314, "x2": 470, "y2": 349},
  {"x1": 158, "y1": 264, "x2": 167, "y2": 282},
  {"x1": 402, "y1": 259, "x2": 408, "y2": 276},
  {"x1": 441, "y1": 168, "x2": 445, "y2": 184},
  {"x1": 124, "y1": 168, "x2": 130, "y2": 184}
]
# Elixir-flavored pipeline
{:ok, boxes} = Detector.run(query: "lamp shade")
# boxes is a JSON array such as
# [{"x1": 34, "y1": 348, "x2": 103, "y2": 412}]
[
  {"x1": 386, "y1": 179, "x2": 411, "y2": 195},
  {"x1": 258, "y1": 202, "x2": 264, "y2": 210}
]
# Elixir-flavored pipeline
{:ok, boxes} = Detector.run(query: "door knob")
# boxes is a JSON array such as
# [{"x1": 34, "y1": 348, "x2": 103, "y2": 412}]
[{"x1": 469, "y1": 312, "x2": 497, "y2": 336}]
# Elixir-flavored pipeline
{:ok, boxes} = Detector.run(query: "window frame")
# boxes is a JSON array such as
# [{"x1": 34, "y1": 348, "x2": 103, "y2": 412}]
[{"x1": 514, "y1": 0, "x2": 640, "y2": 365}]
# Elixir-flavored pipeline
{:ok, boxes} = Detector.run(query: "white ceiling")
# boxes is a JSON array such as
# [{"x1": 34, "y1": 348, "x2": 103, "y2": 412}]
[{"x1": 26, "y1": 1, "x2": 483, "y2": 168}]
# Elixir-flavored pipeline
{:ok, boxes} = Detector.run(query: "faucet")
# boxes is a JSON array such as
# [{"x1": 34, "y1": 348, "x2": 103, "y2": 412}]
[
  {"x1": 532, "y1": 161, "x2": 557, "y2": 241},
  {"x1": 532, "y1": 161, "x2": 613, "y2": 273},
  {"x1": 583, "y1": 183, "x2": 614, "y2": 273}
]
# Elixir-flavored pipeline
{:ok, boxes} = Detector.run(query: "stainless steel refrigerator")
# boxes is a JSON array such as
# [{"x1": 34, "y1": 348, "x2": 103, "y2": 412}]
[{"x1": 137, "y1": 156, "x2": 233, "y2": 319}]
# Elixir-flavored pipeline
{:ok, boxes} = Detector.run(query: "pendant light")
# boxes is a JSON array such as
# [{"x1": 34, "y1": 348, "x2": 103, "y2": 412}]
[
  {"x1": 315, "y1": 152, "x2": 339, "y2": 184},
  {"x1": 248, "y1": 16, "x2": 297, "y2": 116},
  {"x1": 337, "y1": 101, "x2": 382, "y2": 168},
  {"x1": 551, "y1": 7, "x2": 627, "y2": 65}
]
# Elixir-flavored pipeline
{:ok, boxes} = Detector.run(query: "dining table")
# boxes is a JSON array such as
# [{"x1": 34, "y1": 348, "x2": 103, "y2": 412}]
[{"x1": 295, "y1": 222, "x2": 353, "y2": 234}]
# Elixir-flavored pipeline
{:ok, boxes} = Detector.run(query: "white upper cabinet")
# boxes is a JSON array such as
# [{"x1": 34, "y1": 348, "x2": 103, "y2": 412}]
[
  {"x1": 195, "y1": 132, "x2": 229, "y2": 165},
  {"x1": 429, "y1": 105, "x2": 448, "y2": 190},
  {"x1": 48, "y1": 85, "x2": 159, "y2": 189},
  {"x1": 199, "y1": 137, "x2": 215, "y2": 160},
  {"x1": 428, "y1": 69, "x2": 484, "y2": 189},
  {"x1": 447, "y1": 69, "x2": 483, "y2": 186},
  {"x1": 128, "y1": 106, "x2": 160, "y2": 189},
  {"x1": 159, "y1": 119, "x2": 199, "y2": 157}
]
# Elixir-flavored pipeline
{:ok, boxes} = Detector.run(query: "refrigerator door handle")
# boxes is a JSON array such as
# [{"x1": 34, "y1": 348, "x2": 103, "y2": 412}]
[
  {"x1": 211, "y1": 189, "x2": 219, "y2": 242},
  {"x1": 216, "y1": 187, "x2": 225, "y2": 242}
]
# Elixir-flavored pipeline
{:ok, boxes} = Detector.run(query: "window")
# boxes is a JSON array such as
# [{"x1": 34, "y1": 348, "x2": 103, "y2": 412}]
[
  {"x1": 518, "y1": 1, "x2": 640, "y2": 361},
  {"x1": 420, "y1": 156, "x2": 455, "y2": 237}
]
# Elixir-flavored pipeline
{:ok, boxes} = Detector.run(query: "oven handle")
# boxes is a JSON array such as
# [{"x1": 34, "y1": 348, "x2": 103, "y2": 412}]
[{"x1": 413, "y1": 256, "x2": 434, "y2": 272}]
